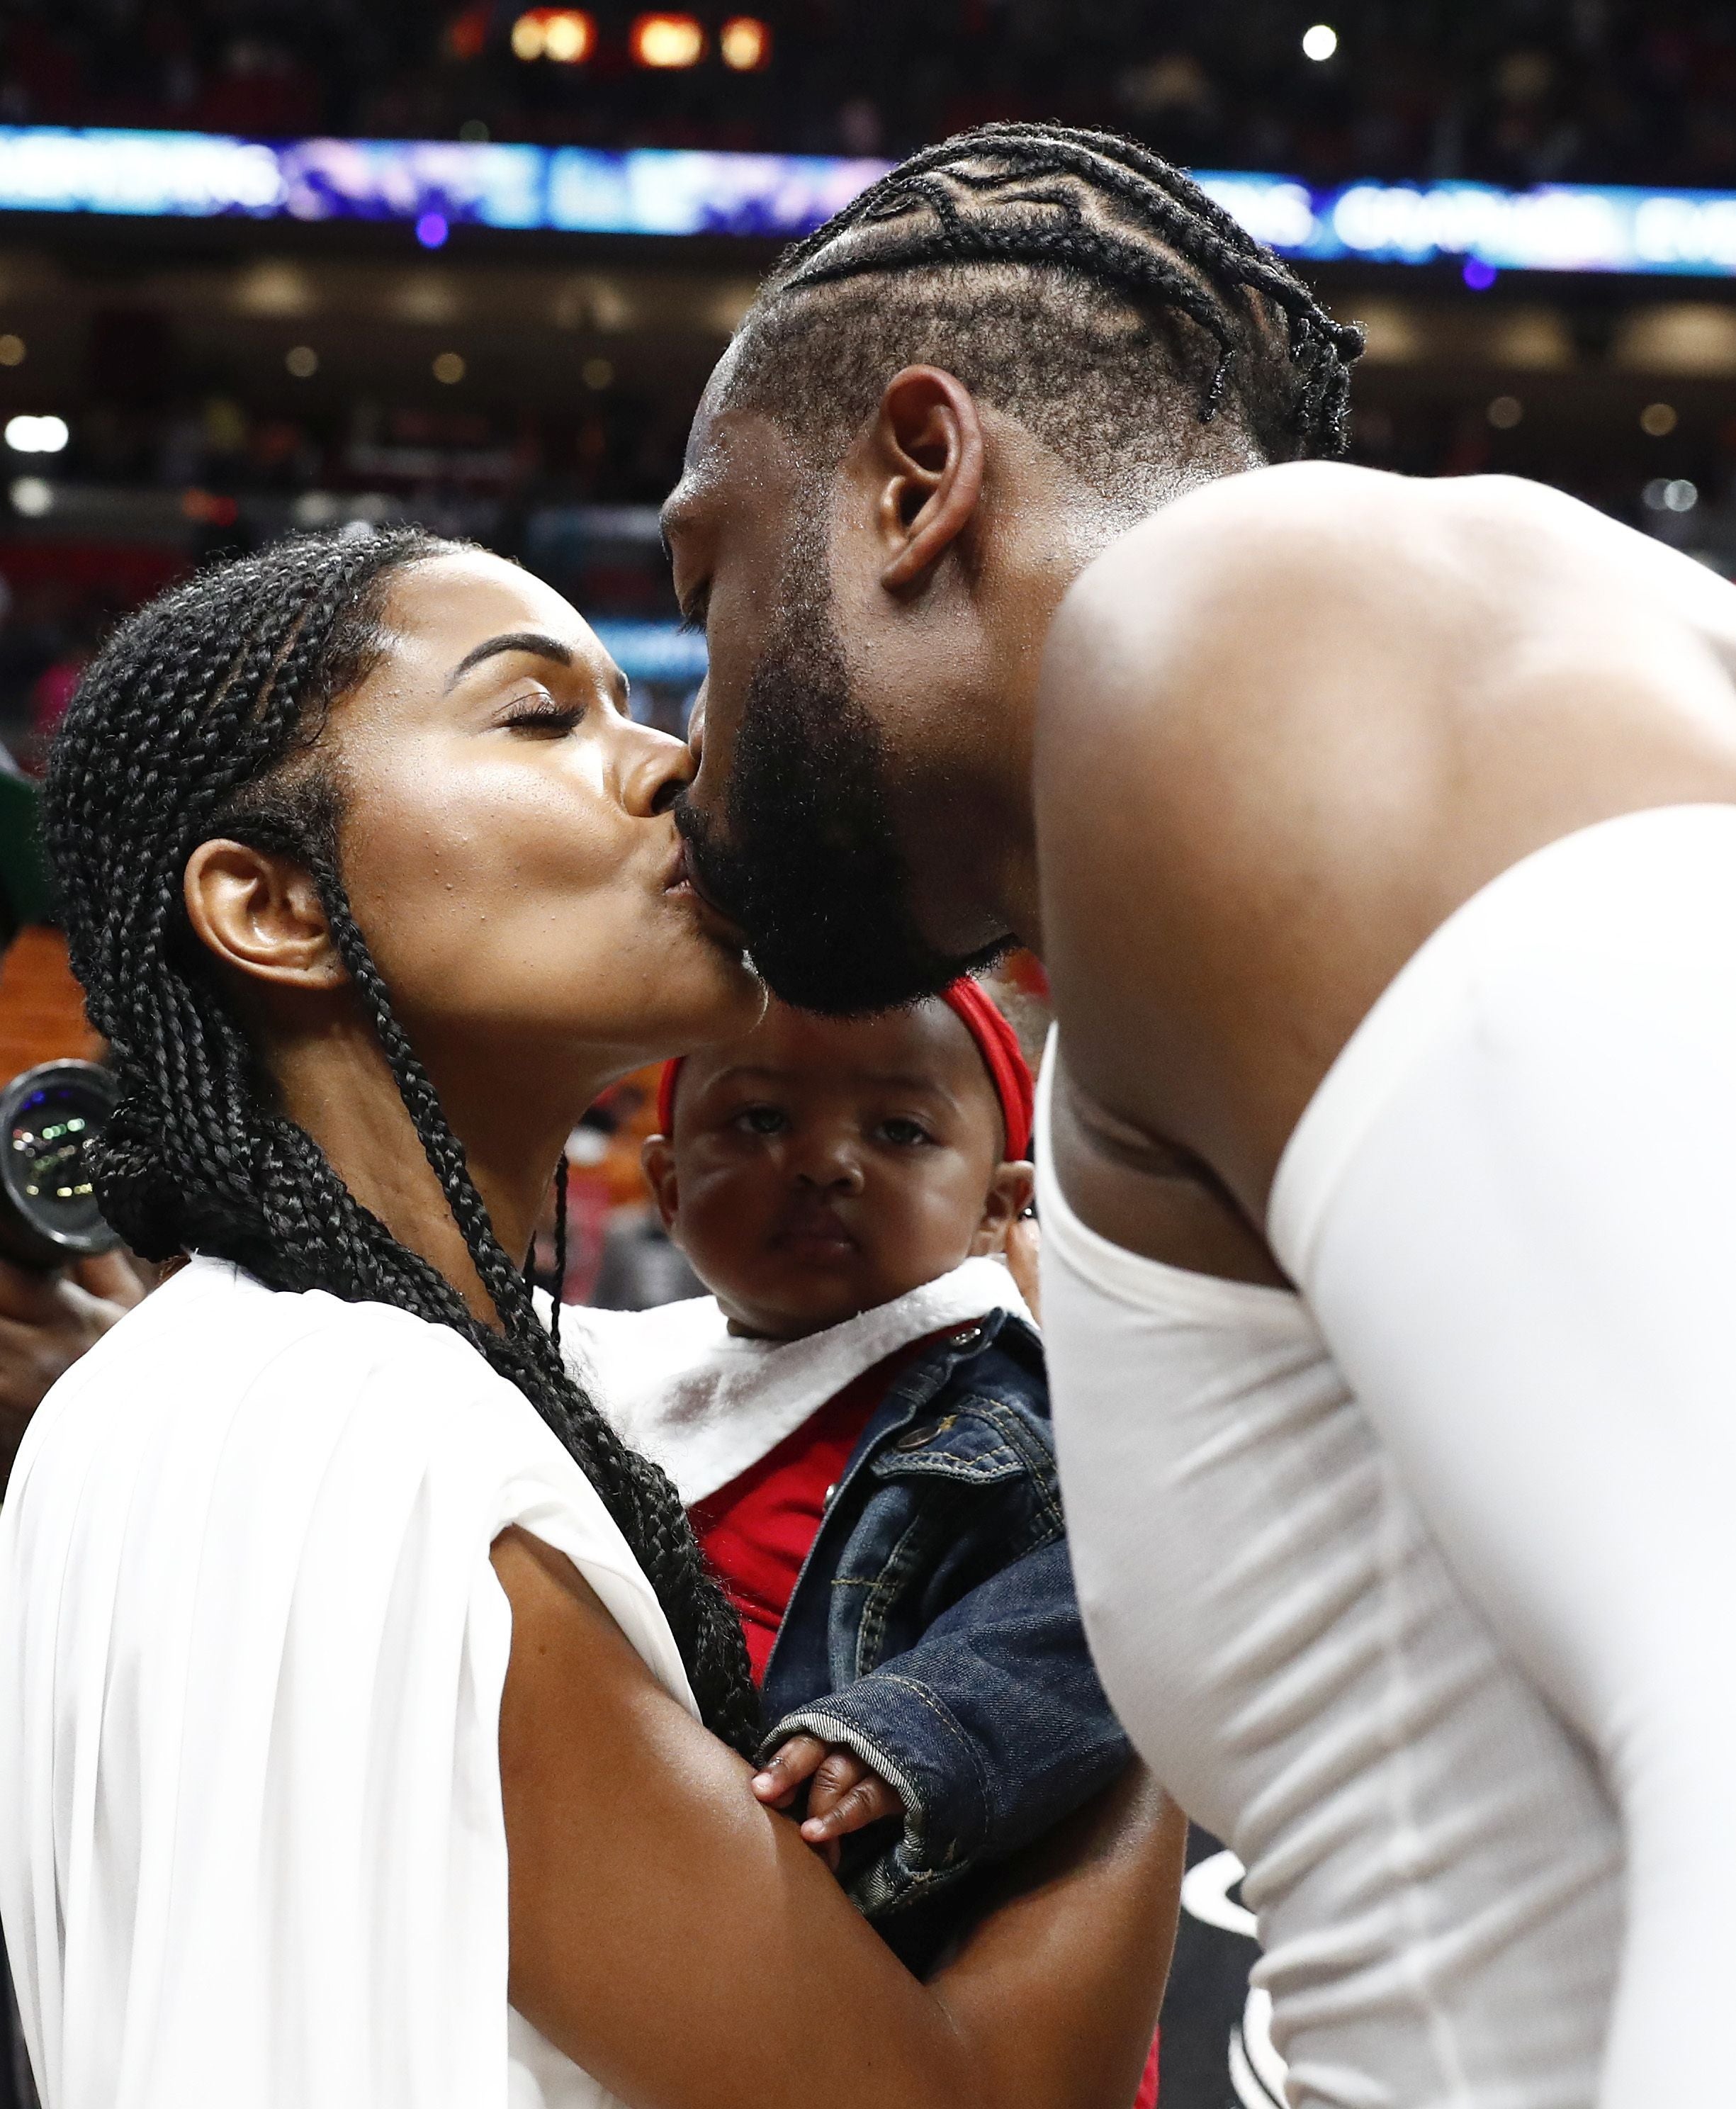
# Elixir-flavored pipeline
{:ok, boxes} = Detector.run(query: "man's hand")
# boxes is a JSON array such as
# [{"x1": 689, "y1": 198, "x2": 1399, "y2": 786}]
[
  {"x1": 751, "y1": 1734, "x2": 904, "y2": 1871},
  {"x1": 0, "y1": 1251, "x2": 145, "y2": 1488}
]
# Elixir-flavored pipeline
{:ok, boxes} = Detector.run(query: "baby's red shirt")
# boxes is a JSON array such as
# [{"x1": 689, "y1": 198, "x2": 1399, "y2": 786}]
[
  {"x1": 688, "y1": 1335, "x2": 949, "y2": 1681},
  {"x1": 687, "y1": 1363, "x2": 877, "y2": 1682}
]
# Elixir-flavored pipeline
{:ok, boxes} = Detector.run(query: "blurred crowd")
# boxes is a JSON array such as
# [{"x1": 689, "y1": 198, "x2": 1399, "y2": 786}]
[
  {"x1": 4, "y1": 0, "x2": 1736, "y2": 192},
  {"x1": 23, "y1": 388, "x2": 693, "y2": 517},
  {"x1": 0, "y1": 388, "x2": 693, "y2": 765}
]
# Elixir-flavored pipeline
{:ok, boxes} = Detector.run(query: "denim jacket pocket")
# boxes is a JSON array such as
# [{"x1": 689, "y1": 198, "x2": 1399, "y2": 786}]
[{"x1": 866, "y1": 1395, "x2": 1054, "y2": 1493}]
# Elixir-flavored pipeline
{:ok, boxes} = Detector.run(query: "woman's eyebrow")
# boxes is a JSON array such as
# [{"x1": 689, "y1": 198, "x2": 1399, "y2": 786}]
[{"x1": 442, "y1": 630, "x2": 575, "y2": 692}]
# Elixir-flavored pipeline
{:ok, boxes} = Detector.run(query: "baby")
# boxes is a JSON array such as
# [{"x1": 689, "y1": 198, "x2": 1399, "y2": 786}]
[{"x1": 565, "y1": 984, "x2": 1135, "y2": 1970}]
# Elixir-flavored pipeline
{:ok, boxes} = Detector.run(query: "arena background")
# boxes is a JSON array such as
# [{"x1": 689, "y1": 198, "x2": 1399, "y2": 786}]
[{"x1": 2, "y1": 4, "x2": 1734, "y2": 2103}]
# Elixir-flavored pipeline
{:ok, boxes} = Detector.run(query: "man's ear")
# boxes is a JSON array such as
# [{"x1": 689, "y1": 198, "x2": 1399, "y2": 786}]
[
  {"x1": 970, "y1": 1159, "x2": 1037, "y2": 1256},
  {"x1": 866, "y1": 366, "x2": 986, "y2": 593},
  {"x1": 183, "y1": 838, "x2": 346, "y2": 991},
  {"x1": 641, "y1": 1134, "x2": 681, "y2": 1237}
]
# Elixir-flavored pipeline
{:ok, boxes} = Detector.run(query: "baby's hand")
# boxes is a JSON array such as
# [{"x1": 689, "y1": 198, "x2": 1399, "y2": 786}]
[{"x1": 751, "y1": 1734, "x2": 904, "y2": 1870}]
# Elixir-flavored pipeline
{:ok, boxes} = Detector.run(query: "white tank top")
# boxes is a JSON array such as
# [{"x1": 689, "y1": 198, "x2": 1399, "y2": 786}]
[
  {"x1": 1037, "y1": 1056, "x2": 1623, "y2": 2109},
  {"x1": 0, "y1": 1256, "x2": 696, "y2": 2109}
]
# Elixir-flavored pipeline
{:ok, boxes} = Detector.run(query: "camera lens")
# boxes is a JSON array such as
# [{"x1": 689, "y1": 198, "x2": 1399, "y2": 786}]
[{"x1": 0, "y1": 1060, "x2": 120, "y2": 1269}]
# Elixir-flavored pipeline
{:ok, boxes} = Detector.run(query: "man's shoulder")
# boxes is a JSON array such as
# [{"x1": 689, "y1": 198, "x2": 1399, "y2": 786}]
[
  {"x1": 1070, "y1": 461, "x2": 1577, "y2": 604},
  {"x1": 1035, "y1": 459, "x2": 1736, "y2": 1200},
  {"x1": 1051, "y1": 463, "x2": 1723, "y2": 724}
]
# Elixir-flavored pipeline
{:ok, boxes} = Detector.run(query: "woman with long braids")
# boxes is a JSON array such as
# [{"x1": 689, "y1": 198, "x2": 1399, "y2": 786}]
[{"x1": 0, "y1": 528, "x2": 1182, "y2": 2108}]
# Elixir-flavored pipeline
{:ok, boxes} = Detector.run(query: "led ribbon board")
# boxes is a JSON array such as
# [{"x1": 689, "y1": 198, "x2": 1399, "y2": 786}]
[
  {"x1": 1, "y1": 128, "x2": 1735, "y2": 274},
  {"x1": 1194, "y1": 171, "x2": 1736, "y2": 277},
  {"x1": 0, "y1": 128, "x2": 889, "y2": 240}
]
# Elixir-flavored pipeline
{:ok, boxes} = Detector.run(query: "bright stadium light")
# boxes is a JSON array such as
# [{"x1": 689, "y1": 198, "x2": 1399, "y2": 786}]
[
  {"x1": 4, "y1": 414, "x2": 68, "y2": 454},
  {"x1": 631, "y1": 13, "x2": 706, "y2": 67},
  {"x1": 512, "y1": 9, "x2": 594, "y2": 62},
  {"x1": 720, "y1": 17, "x2": 772, "y2": 70},
  {"x1": 543, "y1": 11, "x2": 594, "y2": 61},
  {"x1": 10, "y1": 476, "x2": 52, "y2": 515},
  {"x1": 1302, "y1": 23, "x2": 1338, "y2": 60}
]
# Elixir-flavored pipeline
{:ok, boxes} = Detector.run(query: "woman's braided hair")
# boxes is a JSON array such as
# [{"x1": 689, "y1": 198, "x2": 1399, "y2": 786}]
[
  {"x1": 43, "y1": 527, "x2": 760, "y2": 1754},
  {"x1": 728, "y1": 121, "x2": 1365, "y2": 473}
]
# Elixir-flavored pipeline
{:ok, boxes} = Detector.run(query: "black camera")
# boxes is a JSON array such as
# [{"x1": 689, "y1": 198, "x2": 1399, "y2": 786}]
[{"x1": 0, "y1": 1060, "x2": 120, "y2": 1270}]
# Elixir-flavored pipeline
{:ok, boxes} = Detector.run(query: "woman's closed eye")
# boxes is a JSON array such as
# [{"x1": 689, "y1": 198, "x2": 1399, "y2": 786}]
[{"x1": 500, "y1": 694, "x2": 587, "y2": 737}]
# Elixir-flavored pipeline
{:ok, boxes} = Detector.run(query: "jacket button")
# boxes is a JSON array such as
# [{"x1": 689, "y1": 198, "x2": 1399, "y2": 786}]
[
  {"x1": 823, "y1": 1483, "x2": 838, "y2": 1505},
  {"x1": 951, "y1": 1325, "x2": 982, "y2": 1349},
  {"x1": 894, "y1": 1422, "x2": 937, "y2": 1451}
]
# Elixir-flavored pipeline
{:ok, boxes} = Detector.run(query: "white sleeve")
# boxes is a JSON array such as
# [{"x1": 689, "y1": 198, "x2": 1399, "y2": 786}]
[{"x1": 1269, "y1": 805, "x2": 1736, "y2": 2109}]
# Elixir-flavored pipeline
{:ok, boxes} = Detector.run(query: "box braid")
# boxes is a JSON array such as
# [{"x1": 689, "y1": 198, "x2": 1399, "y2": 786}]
[
  {"x1": 42, "y1": 529, "x2": 759, "y2": 1755},
  {"x1": 727, "y1": 120, "x2": 1363, "y2": 476}
]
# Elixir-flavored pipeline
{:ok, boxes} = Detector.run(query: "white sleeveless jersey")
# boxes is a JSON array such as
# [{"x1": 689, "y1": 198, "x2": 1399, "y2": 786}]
[{"x1": 1037, "y1": 1048, "x2": 1624, "y2": 2108}]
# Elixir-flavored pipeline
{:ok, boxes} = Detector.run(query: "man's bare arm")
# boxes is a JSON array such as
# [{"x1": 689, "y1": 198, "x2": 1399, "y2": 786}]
[{"x1": 1036, "y1": 460, "x2": 1736, "y2": 1224}]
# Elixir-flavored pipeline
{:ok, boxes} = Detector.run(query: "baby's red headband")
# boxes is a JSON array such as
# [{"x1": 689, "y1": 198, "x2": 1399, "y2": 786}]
[
  {"x1": 937, "y1": 977, "x2": 1035, "y2": 1161},
  {"x1": 655, "y1": 979, "x2": 1035, "y2": 1161}
]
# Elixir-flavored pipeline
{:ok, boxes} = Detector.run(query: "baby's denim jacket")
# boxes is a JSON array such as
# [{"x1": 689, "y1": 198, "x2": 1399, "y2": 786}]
[{"x1": 757, "y1": 1305, "x2": 1132, "y2": 1959}]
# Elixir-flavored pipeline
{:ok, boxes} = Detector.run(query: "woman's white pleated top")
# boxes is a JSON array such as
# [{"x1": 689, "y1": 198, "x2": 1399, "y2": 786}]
[{"x1": 0, "y1": 1255, "x2": 695, "y2": 2109}]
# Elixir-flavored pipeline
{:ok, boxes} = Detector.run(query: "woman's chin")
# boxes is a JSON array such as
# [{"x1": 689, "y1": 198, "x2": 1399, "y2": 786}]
[{"x1": 649, "y1": 950, "x2": 766, "y2": 1057}]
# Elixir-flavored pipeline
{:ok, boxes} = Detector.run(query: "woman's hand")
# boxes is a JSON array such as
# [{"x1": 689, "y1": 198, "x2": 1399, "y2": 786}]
[{"x1": 492, "y1": 1525, "x2": 1183, "y2": 2109}]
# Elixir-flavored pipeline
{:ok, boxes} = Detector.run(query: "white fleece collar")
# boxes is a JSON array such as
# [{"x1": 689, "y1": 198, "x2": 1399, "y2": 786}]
[{"x1": 558, "y1": 1257, "x2": 1032, "y2": 1506}]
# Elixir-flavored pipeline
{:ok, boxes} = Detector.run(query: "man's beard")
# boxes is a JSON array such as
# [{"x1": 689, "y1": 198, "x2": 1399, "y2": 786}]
[{"x1": 677, "y1": 572, "x2": 1005, "y2": 1016}]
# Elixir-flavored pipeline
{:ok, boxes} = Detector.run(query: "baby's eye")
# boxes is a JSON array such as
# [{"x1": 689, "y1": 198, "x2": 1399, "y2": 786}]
[
  {"x1": 876, "y1": 1117, "x2": 934, "y2": 1148},
  {"x1": 732, "y1": 1104, "x2": 788, "y2": 1137}
]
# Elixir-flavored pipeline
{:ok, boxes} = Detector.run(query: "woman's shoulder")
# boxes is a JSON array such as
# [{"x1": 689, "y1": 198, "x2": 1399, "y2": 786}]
[
  {"x1": 46, "y1": 1254, "x2": 514, "y2": 1432},
  {"x1": 14, "y1": 1255, "x2": 575, "y2": 1546},
  {"x1": 7, "y1": 1256, "x2": 698, "y2": 1711}
]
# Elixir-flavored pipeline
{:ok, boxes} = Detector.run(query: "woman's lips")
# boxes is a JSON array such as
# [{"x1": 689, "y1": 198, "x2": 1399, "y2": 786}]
[{"x1": 672, "y1": 840, "x2": 748, "y2": 946}]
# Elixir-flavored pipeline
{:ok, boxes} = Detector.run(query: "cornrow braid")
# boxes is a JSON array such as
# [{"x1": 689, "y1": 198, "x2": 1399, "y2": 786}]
[
  {"x1": 728, "y1": 120, "x2": 1364, "y2": 473},
  {"x1": 43, "y1": 529, "x2": 759, "y2": 1756}
]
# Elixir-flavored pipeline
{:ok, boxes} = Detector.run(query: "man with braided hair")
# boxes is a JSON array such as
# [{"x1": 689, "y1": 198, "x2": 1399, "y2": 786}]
[{"x1": 670, "y1": 121, "x2": 1736, "y2": 2105}]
